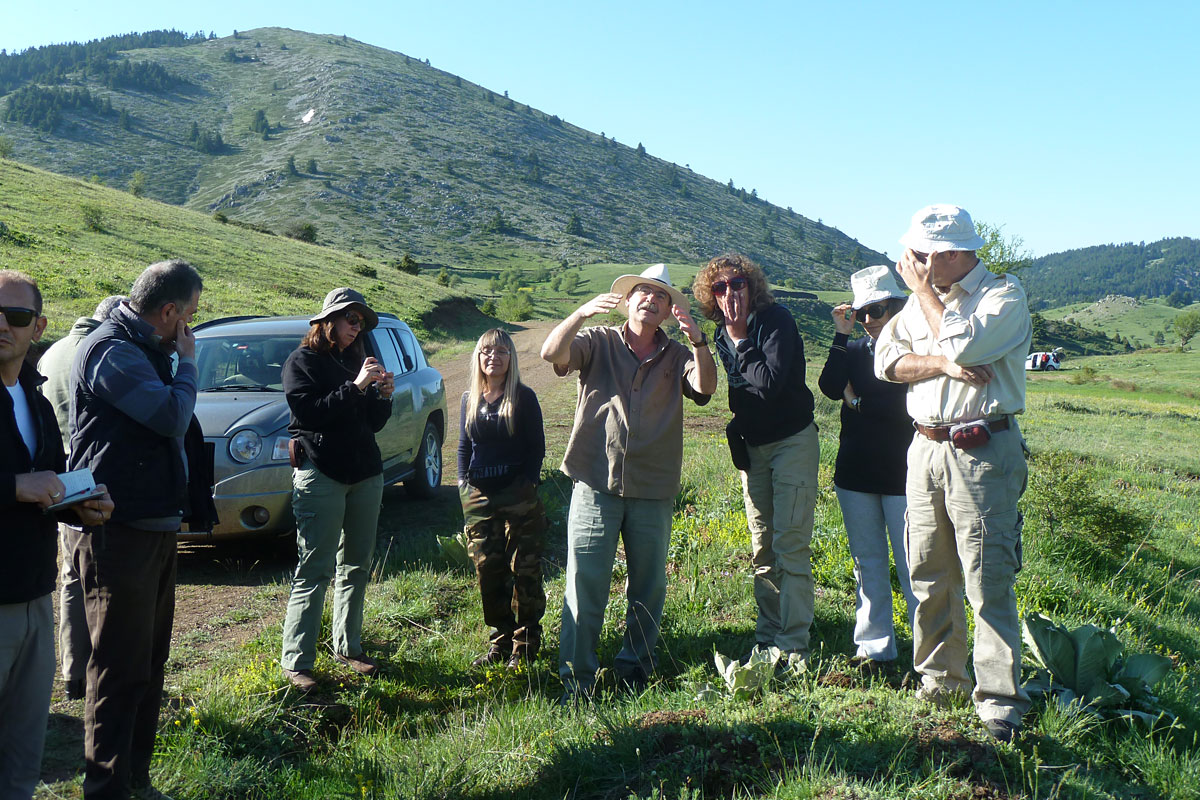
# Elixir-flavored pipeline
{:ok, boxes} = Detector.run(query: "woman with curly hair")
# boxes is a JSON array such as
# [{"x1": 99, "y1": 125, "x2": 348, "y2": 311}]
[
  {"x1": 458, "y1": 329, "x2": 547, "y2": 668},
  {"x1": 693, "y1": 254, "x2": 819, "y2": 660}
]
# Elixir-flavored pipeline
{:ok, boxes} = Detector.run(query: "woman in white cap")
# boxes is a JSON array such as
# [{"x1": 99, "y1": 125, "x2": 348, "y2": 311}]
[
  {"x1": 279, "y1": 287, "x2": 394, "y2": 692},
  {"x1": 818, "y1": 265, "x2": 917, "y2": 669}
]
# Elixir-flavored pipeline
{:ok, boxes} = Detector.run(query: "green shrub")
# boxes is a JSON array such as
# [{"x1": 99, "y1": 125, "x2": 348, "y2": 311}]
[
  {"x1": 80, "y1": 204, "x2": 105, "y2": 232},
  {"x1": 1021, "y1": 450, "x2": 1147, "y2": 573}
]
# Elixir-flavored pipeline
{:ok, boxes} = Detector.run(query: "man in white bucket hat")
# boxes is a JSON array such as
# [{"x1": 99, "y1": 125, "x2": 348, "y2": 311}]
[
  {"x1": 541, "y1": 263, "x2": 716, "y2": 701},
  {"x1": 874, "y1": 205, "x2": 1032, "y2": 742}
]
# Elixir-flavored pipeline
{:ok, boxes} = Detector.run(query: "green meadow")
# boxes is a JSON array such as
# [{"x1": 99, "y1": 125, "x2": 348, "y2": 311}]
[
  {"x1": 37, "y1": 353, "x2": 1199, "y2": 800},
  {"x1": 6, "y1": 155, "x2": 1198, "y2": 799}
]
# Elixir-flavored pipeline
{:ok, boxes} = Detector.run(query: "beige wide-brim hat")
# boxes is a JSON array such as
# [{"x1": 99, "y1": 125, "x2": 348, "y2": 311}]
[
  {"x1": 851, "y1": 265, "x2": 908, "y2": 309},
  {"x1": 899, "y1": 204, "x2": 986, "y2": 253},
  {"x1": 309, "y1": 287, "x2": 379, "y2": 331},
  {"x1": 610, "y1": 263, "x2": 688, "y2": 324}
]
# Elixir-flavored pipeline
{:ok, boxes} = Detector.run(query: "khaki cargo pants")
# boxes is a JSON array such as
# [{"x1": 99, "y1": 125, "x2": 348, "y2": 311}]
[
  {"x1": 905, "y1": 425, "x2": 1030, "y2": 725},
  {"x1": 461, "y1": 479, "x2": 547, "y2": 657}
]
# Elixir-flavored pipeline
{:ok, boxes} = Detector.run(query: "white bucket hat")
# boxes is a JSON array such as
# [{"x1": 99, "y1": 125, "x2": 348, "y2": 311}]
[
  {"x1": 899, "y1": 204, "x2": 986, "y2": 253},
  {"x1": 851, "y1": 265, "x2": 907, "y2": 309},
  {"x1": 610, "y1": 264, "x2": 688, "y2": 323}
]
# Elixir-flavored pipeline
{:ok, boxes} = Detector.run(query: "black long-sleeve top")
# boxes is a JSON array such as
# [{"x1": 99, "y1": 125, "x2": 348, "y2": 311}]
[
  {"x1": 818, "y1": 332, "x2": 912, "y2": 495},
  {"x1": 283, "y1": 345, "x2": 392, "y2": 485},
  {"x1": 715, "y1": 302, "x2": 815, "y2": 447},
  {"x1": 457, "y1": 384, "x2": 544, "y2": 491}
]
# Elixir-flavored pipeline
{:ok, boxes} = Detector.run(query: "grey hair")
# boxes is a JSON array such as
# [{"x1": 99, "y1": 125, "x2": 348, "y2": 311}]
[
  {"x1": 92, "y1": 295, "x2": 127, "y2": 321},
  {"x1": 0, "y1": 269, "x2": 42, "y2": 314},
  {"x1": 129, "y1": 260, "x2": 202, "y2": 316}
]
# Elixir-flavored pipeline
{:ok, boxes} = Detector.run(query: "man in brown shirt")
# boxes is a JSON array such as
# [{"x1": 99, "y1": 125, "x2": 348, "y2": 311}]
[{"x1": 541, "y1": 264, "x2": 715, "y2": 700}]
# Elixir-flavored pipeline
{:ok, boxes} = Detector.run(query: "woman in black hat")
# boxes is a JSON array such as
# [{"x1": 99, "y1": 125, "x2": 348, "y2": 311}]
[{"x1": 279, "y1": 288, "x2": 394, "y2": 692}]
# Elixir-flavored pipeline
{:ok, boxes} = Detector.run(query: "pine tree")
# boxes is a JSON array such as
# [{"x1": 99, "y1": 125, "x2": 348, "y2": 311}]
[{"x1": 566, "y1": 212, "x2": 583, "y2": 236}]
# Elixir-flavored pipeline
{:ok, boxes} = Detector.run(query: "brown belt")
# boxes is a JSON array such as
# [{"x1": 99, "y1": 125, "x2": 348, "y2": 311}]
[{"x1": 915, "y1": 416, "x2": 1009, "y2": 442}]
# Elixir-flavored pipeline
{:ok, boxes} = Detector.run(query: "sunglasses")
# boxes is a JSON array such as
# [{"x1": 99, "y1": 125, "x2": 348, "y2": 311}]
[
  {"x1": 711, "y1": 277, "x2": 748, "y2": 296},
  {"x1": 343, "y1": 311, "x2": 363, "y2": 328},
  {"x1": 0, "y1": 306, "x2": 38, "y2": 327},
  {"x1": 856, "y1": 303, "x2": 891, "y2": 321}
]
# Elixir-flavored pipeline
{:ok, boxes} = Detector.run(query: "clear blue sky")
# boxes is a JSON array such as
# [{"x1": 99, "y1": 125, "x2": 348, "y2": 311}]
[{"x1": 4, "y1": 1, "x2": 1197, "y2": 259}]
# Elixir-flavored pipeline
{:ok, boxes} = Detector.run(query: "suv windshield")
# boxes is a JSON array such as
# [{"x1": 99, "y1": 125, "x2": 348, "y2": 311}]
[{"x1": 195, "y1": 334, "x2": 301, "y2": 391}]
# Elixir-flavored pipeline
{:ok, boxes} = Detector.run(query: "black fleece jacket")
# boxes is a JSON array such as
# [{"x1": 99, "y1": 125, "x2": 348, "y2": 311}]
[
  {"x1": 715, "y1": 302, "x2": 815, "y2": 446},
  {"x1": 817, "y1": 332, "x2": 912, "y2": 495},
  {"x1": 283, "y1": 345, "x2": 392, "y2": 485},
  {"x1": 1, "y1": 362, "x2": 67, "y2": 604}
]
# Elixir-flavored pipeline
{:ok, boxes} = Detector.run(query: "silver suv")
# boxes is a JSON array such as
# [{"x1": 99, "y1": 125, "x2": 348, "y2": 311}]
[{"x1": 184, "y1": 313, "x2": 447, "y2": 541}]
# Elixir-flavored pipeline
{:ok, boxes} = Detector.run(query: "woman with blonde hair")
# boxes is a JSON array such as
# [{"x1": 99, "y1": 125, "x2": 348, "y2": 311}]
[{"x1": 457, "y1": 329, "x2": 547, "y2": 668}]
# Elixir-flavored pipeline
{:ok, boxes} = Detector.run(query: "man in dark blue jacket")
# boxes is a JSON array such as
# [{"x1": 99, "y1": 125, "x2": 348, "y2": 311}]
[
  {"x1": 69, "y1": 260, "x2": 216, "y2": 800},
  {"x1": 0, "y1": 270, "x2": 112, "y2": 799}
]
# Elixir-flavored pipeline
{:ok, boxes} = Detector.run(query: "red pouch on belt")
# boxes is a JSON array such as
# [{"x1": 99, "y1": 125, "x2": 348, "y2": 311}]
[{"x1": 949, "y1": 420, "x2": 991, "y2": 450}]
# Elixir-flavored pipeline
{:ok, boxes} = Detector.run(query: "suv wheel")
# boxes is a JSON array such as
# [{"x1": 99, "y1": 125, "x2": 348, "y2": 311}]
[{"x1": 405, "y1": 421, "x2": 442, "y2": 498}]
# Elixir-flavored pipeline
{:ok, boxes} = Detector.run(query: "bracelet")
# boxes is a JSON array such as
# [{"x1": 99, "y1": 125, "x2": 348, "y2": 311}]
[{"x1": 690, "y1": 331, "x2": 708, "y2": 347}]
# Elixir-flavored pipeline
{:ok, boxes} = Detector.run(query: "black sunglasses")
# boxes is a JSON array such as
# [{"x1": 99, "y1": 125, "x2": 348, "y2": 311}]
[
  {"x1": 0, "y1": 306, "x2": 38, "y2": 327},
  {"x1": 343, "y1": 311, "x2": 364, "y2": 327},
  {"x1": 711, "y1": 276, "x2": 748, "y2": 296},
  {"x1": 856, "y1": 303, "x2": 890, "y2": 321}
]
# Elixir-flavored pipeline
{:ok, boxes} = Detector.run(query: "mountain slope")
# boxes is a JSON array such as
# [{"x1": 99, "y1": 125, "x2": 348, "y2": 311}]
[
  {"x1": 0, "y1": 158, "x2": 468, "y2": 341},
  {"x1": 0, "y1": 28, "x2": 887, "y2": 287}
]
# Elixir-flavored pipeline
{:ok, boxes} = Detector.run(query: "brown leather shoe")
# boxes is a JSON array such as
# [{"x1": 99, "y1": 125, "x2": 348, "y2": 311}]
[
  {"x1": 472, "y1": 645, "x2": 507, "y2": 667},
  {"x1": 334, "y1": 652, "x2": 379, "y2": 676},
  {"x1": 283, "y1": 668, "x2": 317, "y2": 692}
]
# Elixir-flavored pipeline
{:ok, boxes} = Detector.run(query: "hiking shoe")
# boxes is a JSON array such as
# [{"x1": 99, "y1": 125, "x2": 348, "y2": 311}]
[
  {"x1": 65, "y1": 677, "x2": 86, "y2": 701},
  {"x1": 334, "y1": 652, "x2": 378, "y2": 676},
  {"x1": 851, "y1": 656, "x2": 889, "y2": 676},
  {"x1": 984, "y1": 718, "x2": 1019, "y2": 743},
  {"x1": 472, "y1": 646, "x2": 508, "y2": 667},
  {"x1": 615, "y1": 668, "x2": 650, "y2": 694},
  {"x1": 506, "y1": 651, "x2": 535, "y2": 670},
  {"x1": 915, "y1": 684, "x2": 968, "y2": 709},
  {"x1": 131, "y1": 785, "x2": 175, "y2": 800},
  {"x1": 283, "y1": 668, "x2": 318, "y2": 693}
]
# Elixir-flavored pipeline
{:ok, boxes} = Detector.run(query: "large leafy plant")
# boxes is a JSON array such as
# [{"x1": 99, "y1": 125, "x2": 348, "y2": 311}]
[
  {"x1": 696, "y1": 646, "x2": 806, "y2": 702},
  {"x1": 1022, "y1": 612, "x2": 1174, "y2": 725},
  {"x1": 437, "y1": 531, "x2": 473, "y2": 572}
]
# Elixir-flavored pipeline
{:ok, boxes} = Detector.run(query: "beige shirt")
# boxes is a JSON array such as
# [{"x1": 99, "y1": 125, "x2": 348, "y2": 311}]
[
  {"x1": 874, "y1": 262, "x2": 1032, "y2": 425},
  {"x1": 556, "y1": 324, "x2": 710, "y2": 499}
]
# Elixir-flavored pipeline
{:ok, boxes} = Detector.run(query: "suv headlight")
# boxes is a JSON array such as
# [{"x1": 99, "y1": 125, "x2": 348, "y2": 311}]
[{"x1": 229, "y1": 430, "x2": 263, "y2": 463}]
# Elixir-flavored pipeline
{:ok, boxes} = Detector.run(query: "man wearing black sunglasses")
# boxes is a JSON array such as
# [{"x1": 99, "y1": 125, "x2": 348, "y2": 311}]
[
  {"x1": 0, "y1": 271, "x2": 113, "y2": 798},
  {"x1": 69, "y1": 259, "x2": 217, "y2": 799},
  {"x1": 874, "y1": 205, "x2": 1033, "y2": 743}
]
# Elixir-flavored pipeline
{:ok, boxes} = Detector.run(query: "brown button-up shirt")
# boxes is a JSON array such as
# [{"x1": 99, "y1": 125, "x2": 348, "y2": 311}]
[{"x1": 556, "y1": 324, "x2": 710, "y2": 500}]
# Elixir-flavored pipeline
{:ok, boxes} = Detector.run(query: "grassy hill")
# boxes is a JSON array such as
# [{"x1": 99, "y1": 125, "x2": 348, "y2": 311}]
[
  {"x1": 1041, "y1": 294, "x2": 1198, "y2": 348},
  {"x1": 0, "y1": 28, "x2": 887, "y2": 287},
  {"x1": 0, "y1": 158, "x2": 473, "y2": 342}
]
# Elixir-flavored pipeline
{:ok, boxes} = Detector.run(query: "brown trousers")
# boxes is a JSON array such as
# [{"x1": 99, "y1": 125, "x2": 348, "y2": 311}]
[{"x1": 76, "y1": 523, "x2": 177, "y2": 800}]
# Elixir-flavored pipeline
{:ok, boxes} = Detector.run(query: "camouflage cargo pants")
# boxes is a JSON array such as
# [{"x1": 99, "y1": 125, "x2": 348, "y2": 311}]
[{"x1": 460, "y1": 479, "x2": 547, "y2": 657}]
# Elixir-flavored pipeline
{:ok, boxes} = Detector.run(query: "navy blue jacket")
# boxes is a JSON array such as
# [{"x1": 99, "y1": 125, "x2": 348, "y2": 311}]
[{"x1": 69, "y1": 303, "x2": 216, "y2": 529}]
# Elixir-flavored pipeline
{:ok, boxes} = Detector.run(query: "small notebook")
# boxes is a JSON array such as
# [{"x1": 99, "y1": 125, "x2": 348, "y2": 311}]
[{"x1": 45, "y1": 468, "x2": 105, "y2": 513}]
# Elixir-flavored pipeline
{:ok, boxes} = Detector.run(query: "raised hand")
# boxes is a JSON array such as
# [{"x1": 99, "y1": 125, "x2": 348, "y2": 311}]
[
  {"x1": 832, "y1": 303, "x2": 855, "y2": 335},
  {"x1": 576, "y1": 293, "x2": 622, "y2": 319}
]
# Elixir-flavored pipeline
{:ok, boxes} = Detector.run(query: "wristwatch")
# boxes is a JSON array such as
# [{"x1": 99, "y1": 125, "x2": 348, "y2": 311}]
[{"x1": 690, "y1": 331, "x2": 708, "y2": 348}]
